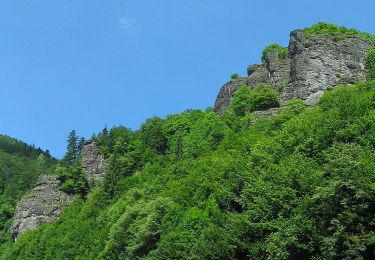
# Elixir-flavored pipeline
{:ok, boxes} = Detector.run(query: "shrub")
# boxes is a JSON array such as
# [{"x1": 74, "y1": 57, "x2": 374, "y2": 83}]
[
  {"x1": 251, "y1": 84, "x2": 280, "y2": 111},
  {"x1": 56, "y1": 165, "x2": 89, "y2": 197},
  {"x1": 230, "y1": 73, "x2": 240, "y2": 80},
  {"x1": 366, "y1": 47, "x2": 375, "y2": 80},
  {"x1": 261, "y1": 43, "x2": 288, "y2": 63},
  {"x1": 305, "y1": 22, "x2": 375, "y2": 43},
  {"x1": 231, "y1": 84, "x2": 280, "y2": 116}
]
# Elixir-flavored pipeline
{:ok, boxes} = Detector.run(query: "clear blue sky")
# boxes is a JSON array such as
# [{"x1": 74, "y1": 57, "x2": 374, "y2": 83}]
[{"x1": 1, "y1": 0, "x2": 375, "y2": 158}]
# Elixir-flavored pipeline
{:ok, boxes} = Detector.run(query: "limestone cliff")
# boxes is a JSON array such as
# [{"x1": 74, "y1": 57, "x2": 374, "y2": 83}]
[
  {"x1": 11, "y1": 175, "x2": 73, "y2": 240},
  {"x1": 213, "y1": 28, "x2": 373, "y2": 113},
  {"x1": 81, "y1": 140, "x2": 108, "y2": 182}
]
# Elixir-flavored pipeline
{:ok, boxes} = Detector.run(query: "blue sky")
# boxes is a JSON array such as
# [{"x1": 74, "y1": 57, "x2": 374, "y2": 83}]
[{"x1": 1, "y1": 0, "x2": 375, "y2": 158}]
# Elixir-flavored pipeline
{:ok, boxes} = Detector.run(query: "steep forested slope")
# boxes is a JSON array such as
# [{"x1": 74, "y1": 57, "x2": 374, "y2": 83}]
[
  {"x1": 0, "y1": 136, "x2": 55, "y2": 248},
  {"x1": 2, "y1": 81, "x2": 375, "y2": 259}
]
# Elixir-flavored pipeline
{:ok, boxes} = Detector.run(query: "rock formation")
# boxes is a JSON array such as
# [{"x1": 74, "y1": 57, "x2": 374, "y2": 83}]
[
  {"x1": 213, "y1": 29, "x2": 373, "y2": 114},
  {"x1": 11, "y1": 175, "x2": 73, "y2": 240},
  {"x1": 10, "y1": 140, "x2": 108, "y2": 240},
  {"x1": 81, "y1": 140, "x2": 108, "y2": 182}
]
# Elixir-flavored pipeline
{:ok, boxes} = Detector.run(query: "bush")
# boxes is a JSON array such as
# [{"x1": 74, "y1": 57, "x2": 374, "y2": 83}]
[
  {"x1": 251, "y1": 84, "x2": 281, "y2": 111},
  {"x1": 230, "y1": 73, "x2": 240, "y2": 80},
  {"x1": 56, "y1": 165, "x2": 89, "y2": 197},
  {"x1": 366, "y1": 47, "x2": 375, "y2": 80},
  {"x1": 305, "y1": 22, "x2": 375, "y2": 43},
  {"x1": 261, "y1": 43, "x2": 288, "y2": 63},
  {"x1": 231, "y1": 84, "x2": 280, "y2": 116}
]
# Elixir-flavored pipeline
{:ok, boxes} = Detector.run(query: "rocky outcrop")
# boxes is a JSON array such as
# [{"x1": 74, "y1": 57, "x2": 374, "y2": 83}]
[
  {"x1": 283, "y1": 29, "x2": 372, "y2": 100},
  {"x1": 214, "y1": 51, "x2": 290, "y2": 114},
  {"x1": 81, "y1": 140, "x2": 108, "y2": 182},
  {"x1": 11, "y1": 175, "x2": 73, "y2": 240},
  {"x1": 213, "y1": 28, "x2": 373, "y2": 113},
  {"x1": 10, "y1": 141, "x2": 108, "y2": 240},
  {"x1": 213, "y1": 78, "x2": 248, "y2": 114}
]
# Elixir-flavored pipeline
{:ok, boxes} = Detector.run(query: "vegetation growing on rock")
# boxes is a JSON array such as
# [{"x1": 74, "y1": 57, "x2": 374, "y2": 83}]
[
  {"x1": 0, "y1": 136, "x2": 55, "y2": 247},
  {"x1": 261, "y1": 43, "x2": 288, "y2": 63},
  {"x1": 231, "y1": 84, "x2": 280, "y2": 116},
  {"x1": 366, "y1": 47, "x2": 375, "y2": 80},
  {"x1": 3, "y1": 80, "x2": 375, "y2": 259},
  {"x1": 3, "y1": 23, "x2": 375, "y2": 259},
  {"x1": 56, "y1": 131, "x2": 89, "y2": 197},
  {"x1": 304, "y1": 22, "x2": 375, "y2": 41},
  {"x1": 230, "y1": 73, "x2": 240, "y2": 80},
  {"x1": 304, "y1": 22, "x2": 375, "y2": 80}
]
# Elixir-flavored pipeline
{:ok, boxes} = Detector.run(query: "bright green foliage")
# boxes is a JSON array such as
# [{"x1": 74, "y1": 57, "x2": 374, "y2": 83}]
[
  {"x1": 140, "y1": 116, "x2": 168, "y2": 154},
  {"x1": 0, "y1": 136, "x2": 54, "y2": 248},
  {"x1": 57, "y1": 131, "x2": 89, "y2": 197},
  {"x1": 305, "y1": 22, "x2": 363, "y2": 36},
  {"x1": 230, "y1": 86, "x2": 253, "y2": 116},
  {"x1": 305, "y1": 22, "x2": 375, "y2": 43},
  {"x1": 63, "y1": 130, "x2": 80, "y2": 165},
  {"x1": 231, "y1": 84, "x2": 280, "y2": 116},
  {"x1": 366, "y1": 48, "x2": 375, "y2": 80},
  {"x1": 3, "y1": 82, "x2": 375, "y2": 259},
  {"x1": 261, "y1": 43, "x2": 288, "y2": 62},
  {"x1": 55, "y1": 165, "x2": 89, "y2": 197},
  {"x1": 96, "y1": 125, "x2": 133, "y2": 157}
]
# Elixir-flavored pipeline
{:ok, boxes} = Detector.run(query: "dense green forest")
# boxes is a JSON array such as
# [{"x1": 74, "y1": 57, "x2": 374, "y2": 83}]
[
  {"x1": 1, "y1": 80, "x2": 375, "y2": 259},
  {"x1": 0, "y1": 135, "x2": 55, "y2": 247}
]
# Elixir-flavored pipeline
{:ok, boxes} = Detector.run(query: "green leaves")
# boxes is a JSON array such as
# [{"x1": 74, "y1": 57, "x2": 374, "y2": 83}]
[
  {"x1": 366, "y1": 48, "x2": 375, "y2": 80},
  {"x1": 4, "y1": 81, "x2": 375, "y2": 259},
  {"x1": 231, "y1": 84, "x2": 280, "y2": 117},
  {"x1": 56, "y1": 165, "x2": 89, "y2": 197},
  {"x1": 261, "y1": 43, "x2": 288, "y2": 63}
]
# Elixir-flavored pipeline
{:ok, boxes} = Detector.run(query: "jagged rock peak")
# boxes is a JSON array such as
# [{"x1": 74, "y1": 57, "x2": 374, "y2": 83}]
[
  {"x1": 213, "y1": 27, "x2": 373, "y2": 114},
  {"x1": 11, "y1": 175, "x2": 73, "y2": 240},
  {"x1": 81, "y1": 140, "x2": 108, "y2": 182}
]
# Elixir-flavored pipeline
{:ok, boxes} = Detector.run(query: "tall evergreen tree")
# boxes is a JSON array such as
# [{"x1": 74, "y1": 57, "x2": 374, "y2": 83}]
[
  {"x1": 77, "y1": 137, "x2": 85, "y2": 157},
  {"x1": 63, "y1": 130, "x2": 79, "y2": 165}
]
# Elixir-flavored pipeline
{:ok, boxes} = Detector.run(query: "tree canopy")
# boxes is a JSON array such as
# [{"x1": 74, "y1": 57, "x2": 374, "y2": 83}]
[{"x1": 2, "y1": 82, "x2": 375, "y2": 259}]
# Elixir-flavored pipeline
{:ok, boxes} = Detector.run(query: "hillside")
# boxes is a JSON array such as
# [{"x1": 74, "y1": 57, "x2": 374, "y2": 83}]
[
  {"x1": 0, "y1": 135, "x2": 55, "y2": 247},
  {"x1": 1, "y1": 23, "x2": 375, "y2": 259}
]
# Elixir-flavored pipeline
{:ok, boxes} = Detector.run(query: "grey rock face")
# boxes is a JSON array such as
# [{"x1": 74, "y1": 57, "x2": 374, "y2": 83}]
[
  {"x1": 11, "y1": 175, "x2": 73, "y2": 240},
  {"x1": 213, "y1": 50, "x2": 289, "y2": 114},
  {"x1": 213, "y1": 29, "x2": 373, "y2": 113},
  {"x1": 213, "y1": 78, "x2": 249, "y2": 114},
  {"x1": 81, "y1": 140, "x2": 108, "y2": 182},
  {"x1": 264, "y1": 51, "x2": 290, "y2": 90},
  {"x1": 284, "y1": 29, "x2": 372, "y2": 100}
]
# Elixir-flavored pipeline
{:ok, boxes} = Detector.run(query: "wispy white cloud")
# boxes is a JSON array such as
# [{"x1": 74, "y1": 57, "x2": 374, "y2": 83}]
[{"x1": 118, "y1": 17, "x2": 138, "y2": 35}]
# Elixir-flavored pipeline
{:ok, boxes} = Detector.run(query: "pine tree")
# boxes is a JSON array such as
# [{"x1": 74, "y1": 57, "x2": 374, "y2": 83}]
[
  {"x1": 77, "y1": 137, "x2": 85, "y2": 157},
  {"x1": 63, "y1": 130, "x2": 79, "y2": 165}
]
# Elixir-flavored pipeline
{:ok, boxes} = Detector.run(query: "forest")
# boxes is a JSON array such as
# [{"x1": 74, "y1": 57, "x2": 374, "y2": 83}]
[
  {"x1": 0, "y1": 135, "x2": 55, "y2": 247},
  {"x1": 1, "y1": 80, "x2": 375, "y2": 259}
]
